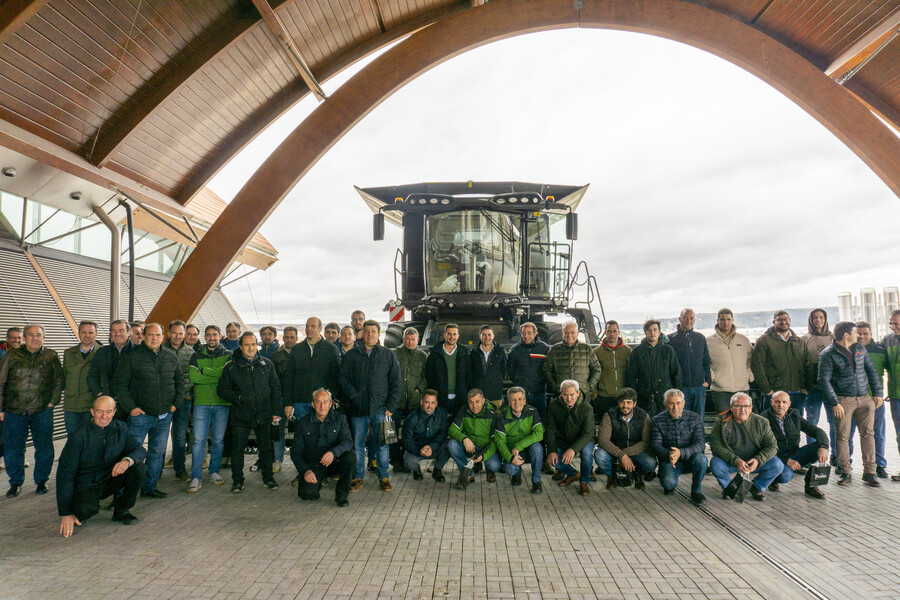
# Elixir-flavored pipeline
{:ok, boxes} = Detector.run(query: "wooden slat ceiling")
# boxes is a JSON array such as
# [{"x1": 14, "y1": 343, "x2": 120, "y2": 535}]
[{"x1": 0, "y1": 0, "x2": 897, "y2": 214}]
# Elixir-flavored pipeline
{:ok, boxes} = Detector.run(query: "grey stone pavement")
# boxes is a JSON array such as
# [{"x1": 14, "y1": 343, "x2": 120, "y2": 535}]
[{"x1": 2, "y1": 415, "x2": 900, "y2": 600}]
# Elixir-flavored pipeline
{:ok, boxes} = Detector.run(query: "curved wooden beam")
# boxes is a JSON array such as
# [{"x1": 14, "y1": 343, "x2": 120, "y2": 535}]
[
  {"x1": 148, "y1": 0, "x2": 900, "y2": 324},
  {"x1": 88, "y1": 1, "x2": 291, "y2": 169}
]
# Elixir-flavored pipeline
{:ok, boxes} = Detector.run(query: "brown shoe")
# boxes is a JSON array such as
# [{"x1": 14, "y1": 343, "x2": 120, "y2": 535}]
[
  {"x1": 349, "y1": 478, "x2": 363, "y2": 493},
  {"x1": 380, "y1": 478, "x2": 392, "y2": 492},
  {"x1": 558, "y1": 475, "x2": 579, "y2": 487},
  {"x1": 579, "y1": 482, "x2": 590, "y2": 496},
  {"x1": 805, "y1": 486, "x2": 825, "y2": 499},
  {"x1": 486, "y1": 472, "x2": 496, "y2": 483},
  {"x1": 606, "y1": 477, "x2": 616, "y2": 490},
  {"x1": 589, "y1": 473, "x2": 597, "y2": 482}
]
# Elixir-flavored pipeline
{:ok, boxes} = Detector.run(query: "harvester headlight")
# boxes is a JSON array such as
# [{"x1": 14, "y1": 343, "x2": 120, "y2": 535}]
[
  {"x1": 509, "y1": 197, "x2": 518, "y2": 204},
  {"x1": 440, "y1": 198, "x2": 451, "y2": 205},
  {"x1": 495, "y1": 198, "x2": 506, "y2": 205},
  {"x1": 429, "y1": 198, "x2": 439, "y2": 204}
]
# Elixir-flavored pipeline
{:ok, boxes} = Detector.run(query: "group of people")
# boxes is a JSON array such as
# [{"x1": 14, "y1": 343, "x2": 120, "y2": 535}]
[{"x1": 0, "y1": 306, "x2": 896, "y2": 538}]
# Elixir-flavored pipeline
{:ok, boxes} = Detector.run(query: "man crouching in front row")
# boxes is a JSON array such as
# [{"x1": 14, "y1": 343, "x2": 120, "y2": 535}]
[
  {"x1": 57, "y1": 396, "x2": 147, "y2": 537},
  {"x1": 291, "y1": 388, "x2": 356, "y2": 507}
]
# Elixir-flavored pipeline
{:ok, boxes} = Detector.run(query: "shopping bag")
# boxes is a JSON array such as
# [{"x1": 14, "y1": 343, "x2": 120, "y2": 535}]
[
  {"x1": 380, "y1": 416, "x2": 399, "y2": 445},
  {"x1": 613, "y1": 463, "x2": 633, "y2": 488},
  {"x1": 804, "y1": 462, "x2": 831, "y2": 487},
  {"x1": 723, "y1": 472, "x2": 752, "y2": 503}
]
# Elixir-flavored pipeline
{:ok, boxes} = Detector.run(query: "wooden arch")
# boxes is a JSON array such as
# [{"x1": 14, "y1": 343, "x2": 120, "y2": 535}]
[{"x1": 148, "y1": 0, "x2": 900, "y2": 325}]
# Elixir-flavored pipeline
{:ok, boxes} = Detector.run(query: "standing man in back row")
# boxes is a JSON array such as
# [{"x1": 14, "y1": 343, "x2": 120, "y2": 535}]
[
  {"x1": 707, "y1": 309, "x2": 752, "y2": 416},
  {"x1": 62, "y1": 321, "x2": 100, "y2": 435},
  {"x1": 468, "y1": 325, "x2": 507, "y2": 411},
  {"x1": 165, "y1": 320, "x2": 195, "y2": 482},
  {"x1": 593, "y1": 320, "x2": 632, "y2": 420},
  {"x1": 425, "y1": 323, "x2": 469, "y2": 417},
  {"x1": 668, "y1": 309, "x2": 711, "y2": 419},
  {"x1": 543, "y1": 322, "x2": 601, "y2": 409},
  {"x1": 750, "y1": 310, "x2": 811, "y2": 413},
  {"x1": 507, "y1": 322, "x2": 550, "y2": 422},
  {"x1": 627, "y1": 320, "x2": 681, "y2": 415}
]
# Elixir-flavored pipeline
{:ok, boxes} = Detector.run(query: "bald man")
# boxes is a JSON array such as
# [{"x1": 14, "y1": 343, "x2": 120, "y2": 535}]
[{"x1": 56, "y1": 396, "x2": 147, "y2": 537}]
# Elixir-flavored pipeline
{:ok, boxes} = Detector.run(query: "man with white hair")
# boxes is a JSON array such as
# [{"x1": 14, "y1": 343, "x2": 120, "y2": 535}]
[
  {"x1": 650, "y1": 389, "x2": 707, "y2": 504},
  {"x1": 545, "y1": 379, "x2": 595, "y2": 496},
  {"x1": 709, "y1": 392, "x2": 782, "y2": 501}
]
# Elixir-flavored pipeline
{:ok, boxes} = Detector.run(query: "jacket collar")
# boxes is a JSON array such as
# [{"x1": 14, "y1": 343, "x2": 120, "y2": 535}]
[
  {"x1": 600, "y1": 337, "x2": 625, "y2": 349},
  {"x1": 200, "y1": 343, "x2": 229, "y2": 357}
]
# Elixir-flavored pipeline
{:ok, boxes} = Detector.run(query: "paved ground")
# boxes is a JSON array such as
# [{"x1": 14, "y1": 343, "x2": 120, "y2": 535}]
[{"x1": 2, "y1": 416, "x2": 900, "y2": 600}]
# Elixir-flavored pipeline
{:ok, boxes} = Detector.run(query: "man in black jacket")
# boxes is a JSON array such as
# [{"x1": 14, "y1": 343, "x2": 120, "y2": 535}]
[
  {"x1": 87, "y1": 319, "x2": 133, "y2": 401},
  {"x1": 468, "y1": 325, "x2": 508, "y2": 410},
  {"x1": 627, "y1": 319, "x2": 683, "y2": 414},
  {"x1": 341, "y1": 320, "x2": 402, "y2": 493},
  {"x1": 402, "y1": 389, "x2": 449, "y2": 481},
  {"x1": 285, "y1": 317, "x2": 341, "y2": 421},
  {"x1": 667, "y1": 309, "x2": 711, "y2": 418},
  {"x1": 218, "y1": 332, "x2": 282, "y2": 492},
  {"x1": 761, "y1": 391, "x2": 829, "y2": 498},
  {"x1": 425, "y1": 323, "x2": 469, "y2": 416},
  {"x1": 57, "y1": 396, "x2": 147, "y2": 537},
  {"x1": 507, "y1": 322, "x2": 550, "y2": 421},
  {"x1": 291, "y1": 388, "x2": 354, "y2": 506},
  {"x1": 113, "y1": 323, "x2": 184, "y2": 499}
]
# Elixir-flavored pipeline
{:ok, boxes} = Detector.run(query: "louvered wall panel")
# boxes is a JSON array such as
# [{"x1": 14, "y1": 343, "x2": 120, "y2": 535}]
[{"x1": 35, "y1": 255, "x2": 113, "y2": 341}]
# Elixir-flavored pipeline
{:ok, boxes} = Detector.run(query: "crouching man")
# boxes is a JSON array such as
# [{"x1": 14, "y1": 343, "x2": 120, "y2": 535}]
[
  {"x1": 595, "y1": 388, "x2": 657, "y2": 490},
  {"x1": 761, "y1": 391, "x2": 829, "y2": 499},
  {"x1": 291, "y1": 388, "x2": 355, "y2": 507},
  {"x1": 56, "y1": 396, "x2": 147, "y2": 537},
  {"x1": 402, "y1": 389, "x2": 449, "y2": 482}
]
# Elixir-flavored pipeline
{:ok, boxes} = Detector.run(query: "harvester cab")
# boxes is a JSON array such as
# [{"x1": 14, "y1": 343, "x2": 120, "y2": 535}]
[{"x1": 356, "y1": 181, "x2": 604, "y2": 348}]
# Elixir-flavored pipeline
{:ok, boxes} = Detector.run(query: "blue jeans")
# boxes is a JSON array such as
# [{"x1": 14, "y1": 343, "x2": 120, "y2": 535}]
[
  {"x1": 710, "y1": 455, "x2": 783, "y2": 491},
  {"x1": 351, "y1": 413, "x2": 390, "y2": 480},
  {"x1": 499, "y1": 443, "x2": 543, "y2": 482},
  {"x1": 804, "y1": 388, "x2": 836, "y2": 457},
  {"x1": 775, "y1": 442, "x2": 821, "y2": 484},
  {"x1": 594, "y1": 449, "x2": 657, "y2": 477},
  {"x1": 63, "y1": 411, "x2": 91, "y2": 436},
  {"x1": 171, "y1": 399, "x2": 192, "y2": 473},
  {"x1": 446, "y1": 439, "x2": 501, "y2": 473},
  {"x1": 272, "y1": 418, "x2": 286, "y2": 462},
  {"x1": 658, "y1": 453, "x2": 707, "y2": 494},
  {"x1": 191, "y1": 405, "x2": 229, "y2": 480},
  {"x1": 552, "y1": 443, "x2": 594, "y2": 484},
  {"x1": 682, "y1": 386, "x2": 707, "y2": 418},
  {"x1": 3, "y1": 409, "x2": 54, "y2": 486},
  {"x1": 128, "y1": 412, "x2": 172, "y2": 493},
  {"x1": 850, "y1": 402, "x2": 887, "y2": 468}
]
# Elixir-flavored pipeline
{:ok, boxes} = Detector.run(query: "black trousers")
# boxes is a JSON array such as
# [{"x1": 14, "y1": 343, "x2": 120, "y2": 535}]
[
  {"x1": 231, "y1": 424, "x2": 273, "y2": 483},
  {"x1": 298, "y1": 451, "x2": 355, "y2": 502},
  {"x1": 72, "y1": 462, "x2": 146, "y2": 521}
]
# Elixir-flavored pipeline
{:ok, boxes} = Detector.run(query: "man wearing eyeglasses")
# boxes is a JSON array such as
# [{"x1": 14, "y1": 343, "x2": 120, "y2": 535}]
[{"x1": 709, "y1": 392, "x2": 783, "y2": 501}]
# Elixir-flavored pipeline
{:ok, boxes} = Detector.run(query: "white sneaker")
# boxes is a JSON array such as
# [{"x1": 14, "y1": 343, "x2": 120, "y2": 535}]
[
  {"x1": 187, "y1": 478, "x2": 202, "y2": 493},
  {"x1": 210, "y1": 473, "x2": 225, "y2": 485},
  {"x1": 273, "y1": 461, "x2": 282, "y2": 473}
]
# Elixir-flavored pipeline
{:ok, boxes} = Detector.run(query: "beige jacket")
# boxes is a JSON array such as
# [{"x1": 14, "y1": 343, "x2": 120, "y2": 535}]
[{"x1": 707, "y1": 327, "x2": 752, "y2": 392}]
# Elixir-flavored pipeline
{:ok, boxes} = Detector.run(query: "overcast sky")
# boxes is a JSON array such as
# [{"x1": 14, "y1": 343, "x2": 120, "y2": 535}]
[{"x1": 208, "y1": 29, "x2": 899, "y2": 327}]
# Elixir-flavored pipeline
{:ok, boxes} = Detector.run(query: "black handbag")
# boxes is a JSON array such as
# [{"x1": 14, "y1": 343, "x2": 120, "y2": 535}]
[
  {"x1": 804, "y1": 462, "x2": 831, "y2": 487},
  {"x1": 723, "y1": 472, "x2": 753, "y2": 503},
  {"x1": 613, "y1": 463, "x2": 633, "y2": 488}
]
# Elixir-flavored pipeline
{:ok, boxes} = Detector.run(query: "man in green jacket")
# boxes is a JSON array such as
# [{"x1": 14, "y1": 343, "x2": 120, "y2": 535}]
[
  {"x1": 543, "y1": 322, "x2": 601, "y2": 403},
  {"x1": 392, "y1": 327, "x2": 427, "y2": 472},
  {"x1": 63, "y1": 321, "x2": 99, "y2": 436},
  {"x1": 493, "y1": 386, "x2": 544, "y2": 493},
  {"x1": 592, "y1": 320, "x2": 632, "y2": 419},
  {"x1": 444, "y1": 388, "x2": 498, "y2": 489},
  {"x1": 545, "y1": 379, "x2": 595, "y2": 496},
  {"x1": 186, "y1": 325, "x2": 232, "y2": 492},
  {"x1": 750, "y1": 310, "x2": 812, "y2": 411},
  {"x1": 881, "y1": 310, "x2": 900, "y2": 479},
  {"x1": 709, "y1": 392, "x2": 782, "y2": 501}
]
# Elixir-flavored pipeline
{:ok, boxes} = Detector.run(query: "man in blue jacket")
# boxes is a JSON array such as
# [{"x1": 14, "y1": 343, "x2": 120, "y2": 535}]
[
  {"x1": 340, "y1": 320, "x2": 402, "y2": 493},
  {"x1": 668, "y1": 308, "x2": 711, "y2": 418},
  {"x1": 650, "y1": 389, "x2": 707, "y2": 504},
  {"x1": 818, "y1": 321, "x2": 883, "y2": 487},
  {"x1": 507, "y1": 322, "x2": 550, "y2": 422},
  {"x1": 402, "y1": 389, "x2": 449, "y2": 481}
]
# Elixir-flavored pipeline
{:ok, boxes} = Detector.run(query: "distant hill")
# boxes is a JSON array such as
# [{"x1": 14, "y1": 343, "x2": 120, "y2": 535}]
[{"x1": 619, "y1": 307, "x2": 839, "y2": 333}]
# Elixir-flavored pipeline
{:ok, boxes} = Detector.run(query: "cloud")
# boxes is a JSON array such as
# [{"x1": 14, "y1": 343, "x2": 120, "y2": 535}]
[{"x1": 210, "y1": 30, "x2": 899, "y2": 326}]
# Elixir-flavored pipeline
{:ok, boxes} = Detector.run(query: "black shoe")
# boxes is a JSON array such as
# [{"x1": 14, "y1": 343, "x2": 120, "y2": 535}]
[
  {"x1": 552, "y1": 470, "x2": 565, "y2": 481},
  {"x1": 335, "y1": 498, "x2": 349, "y2": 507},
  {"x1": 432, "y1": 470, "x2": 445, "y2": 483},
  {"x1": 690, "y1": 492, "x2": 706, "y2": 505},
  {"x1": 830, "y1": 455, "x2": 838, "y2": 467},
  {"x1": 394, "y1": 463, "x2": 411, "y2": 474},
  {"x1": 634, "y1": 476, "x2": 644, "y2": 490},
  {"x1": 876, "y1": 466, "x2": 889, "y2": 479},
  {"x1": 112, "y1": 511, "x2": 138, "y2": 525},
  {"x1": 35, "y1": 481, "x2": 48, "y2": 495},
  {"x1": 6, "y1": 484, "x2": 21, "y2": 498},
  {"x1": 643, "y1": 470, "x2": 656, "y2": 482},
  {"x1": 231, "y1": 481, "x2": 244, "y2": 493},
  {"x1": 140, "y1": 489, "x2": 167, "y2": 499},
  {"x1": 174, "y1": 470, "x2": 190, "y2": 482},
  {"x1": 768, "y1": 482, "x2": 779, "y2": 492},
  {"x1": 663, "y1": 488, "x2": 674, "y2": 495},
  {"x1": 264, "y1": 479, "x2": 279, "y2": 490},
  {"x1": 805, "y1": 486, "x2": 826, "y2": 499},
  {"x1": 837, "y1": 473, "x2": 852, "y2": 486},
  {"x1": 750, "y1": 487, "x2": 765, "y2": 501},
  {"x1": 531, "y1": 481, "x2": 543, "y2": 494},
  {"x1": 412, "y1": 468, "x2": 423, "y2": 481},
  {"x1": 511, "y1": 474, "x2": 522, "y2": 487},
  {"x1": 862, "y1": 473, "x2": 881, "y2": 487},
  {"x1": 473, "y1": 462, "x2": 483, "y2": 474}
]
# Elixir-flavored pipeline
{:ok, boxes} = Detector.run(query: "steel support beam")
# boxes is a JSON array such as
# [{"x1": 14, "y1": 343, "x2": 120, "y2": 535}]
[{"x1": 148, "y1": 0, "x2": 900, "y2": 325}]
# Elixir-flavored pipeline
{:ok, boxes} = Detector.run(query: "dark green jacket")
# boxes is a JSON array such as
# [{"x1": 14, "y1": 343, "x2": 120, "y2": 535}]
[
  {"x1": 881, "y1": 333, "x2": 900, "y2": 398},
  {"x1": 709, "y1": 412, "x2": 778, "y2": 467},
  {"x1": 164, "y1": 339, "x2": 194, "y2": 401},
  {"x1": 448, "y1": 403, "x2": 497, "y2": 461},
  {"x1": 188, "y1": 344, "x2": 231, "y2": 406},
  {"x1": 593, "y1": 339, "x2": 632, "y2": 398},
  {"x1": 544, "y1": 394, "x2": 594, "y2": 453},
  {"x1": 63, "y1": 343, "x2": 99, "y2": 413},
  {"x1": 394, "y1": 345, "x2": 428, "y2": 412},
  {"x1": 542, "y1": 341, "x2": 601, "y2": 398},
  {"x1": 750, "y1": 327, "x2": 812, "y2": 394},
  {"x1": 0, "y1": 345, "x2": 64, "y2": 415},
  {"x1": 493, "y1": 404, "x2": 543, "y2": 461}
]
